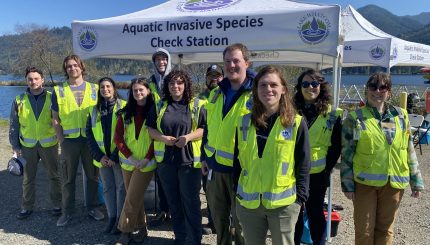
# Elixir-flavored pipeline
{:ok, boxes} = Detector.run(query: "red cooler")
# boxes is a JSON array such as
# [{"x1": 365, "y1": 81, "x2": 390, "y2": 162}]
[{"x1": 324, "y1": 211, "x2": 341, "y2": 237}]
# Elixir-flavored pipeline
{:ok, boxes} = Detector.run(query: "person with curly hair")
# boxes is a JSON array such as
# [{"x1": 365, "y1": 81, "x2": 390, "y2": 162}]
[
  {"x1": 292, "y1": 69, "x2": 343, "y2": 245},
  {"x1": 147, "y1": 70, "x2": 206, "y2": 245}
]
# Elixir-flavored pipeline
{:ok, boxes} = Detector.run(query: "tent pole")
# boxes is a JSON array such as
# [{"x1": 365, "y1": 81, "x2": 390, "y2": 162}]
[
  {"x1": 178, "y1": 54, "x2": 183, "y2": 69},
  {"x1": 326, "y1": 56, "x2": 339, "y2": 243}
]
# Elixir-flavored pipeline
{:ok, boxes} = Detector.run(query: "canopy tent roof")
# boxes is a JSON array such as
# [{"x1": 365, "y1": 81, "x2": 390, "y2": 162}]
[
  {"x1": 72, "y1": 0, "x2": 340, "y2": 68},
  {"x1": 341, "y1": 5, "x2": 430, "y2": 68}
]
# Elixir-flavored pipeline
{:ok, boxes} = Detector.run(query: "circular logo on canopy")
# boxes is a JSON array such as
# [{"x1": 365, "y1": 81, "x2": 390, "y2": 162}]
[
  {"x1": 178, "y1": 0, "x2": 241, "y2": 12},
  {"x1": 369, "y1": 44, "x2": 385, "y2": 60},
  {"x1": 297, "y1": 13, "x2": 331, "y2": 45},
  {"x1": 78, "y1": 27, "x2": 97, "y2": 51}
]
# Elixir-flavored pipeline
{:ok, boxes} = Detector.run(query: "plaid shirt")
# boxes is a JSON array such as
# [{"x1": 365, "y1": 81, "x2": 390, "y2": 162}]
[{"x1": 340, "y1": 103, "x2": 424, "y2": 192}]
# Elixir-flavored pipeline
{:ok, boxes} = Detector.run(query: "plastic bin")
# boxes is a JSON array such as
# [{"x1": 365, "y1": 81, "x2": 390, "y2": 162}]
[{"x1": 324, "y1": 211, "x2": 341, "y2": 237}]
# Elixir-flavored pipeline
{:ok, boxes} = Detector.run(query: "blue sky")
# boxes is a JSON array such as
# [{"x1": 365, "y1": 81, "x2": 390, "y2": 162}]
[{"x1": 0, "y1": 0, "x2": 429, "y2": 35}]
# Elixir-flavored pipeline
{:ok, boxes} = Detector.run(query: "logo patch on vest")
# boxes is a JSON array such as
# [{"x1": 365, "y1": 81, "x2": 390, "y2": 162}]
[
  {"x1": 280, "y1": 128, "x2": 293, "y2": 140},
  {"x1": 245, "y1": 98, "x2": 252, "y2": 110}
]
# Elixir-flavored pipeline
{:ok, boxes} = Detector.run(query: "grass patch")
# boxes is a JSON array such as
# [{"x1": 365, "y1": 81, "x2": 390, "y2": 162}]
[{"x1": 0, "y1": 119, "x2": 9, "y2": 127}]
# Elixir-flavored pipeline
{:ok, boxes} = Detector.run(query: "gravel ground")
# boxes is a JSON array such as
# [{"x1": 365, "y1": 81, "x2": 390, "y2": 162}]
[{"x1": 0, "y1": 123, "x2": 428, "y2": 245}]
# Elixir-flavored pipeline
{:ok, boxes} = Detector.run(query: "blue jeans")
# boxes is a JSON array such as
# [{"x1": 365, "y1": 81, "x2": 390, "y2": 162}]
[
  {"x1": 99, "y1": 164, "x2": 125, "y2": 218},
  {"x1": 158, "y1": 163, "x2": 202, "y2": 245}
]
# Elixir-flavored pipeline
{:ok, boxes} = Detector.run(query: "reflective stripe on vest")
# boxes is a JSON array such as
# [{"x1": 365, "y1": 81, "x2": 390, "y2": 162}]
[
  {"x1": 311, "y1": 157, "x2": 326, "y2": 169},
  {"x1": 119, "y1": 157, "x2": 157, "y2": 169}
]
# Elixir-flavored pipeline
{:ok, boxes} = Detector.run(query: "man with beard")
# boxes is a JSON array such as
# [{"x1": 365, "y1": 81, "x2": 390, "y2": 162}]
[{"x1": 199, "y1": 64, "x2": 224, "y2": 100}]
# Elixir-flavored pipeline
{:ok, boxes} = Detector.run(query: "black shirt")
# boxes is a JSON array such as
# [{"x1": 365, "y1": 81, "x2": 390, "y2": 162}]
[{"x1": 147, "y1": 99, "x2": 206, "y2": 165}]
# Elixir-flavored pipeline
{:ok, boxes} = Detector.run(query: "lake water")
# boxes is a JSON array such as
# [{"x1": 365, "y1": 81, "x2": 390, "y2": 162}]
[{"x1": 0, "y1": 74, "x2": 428, "y2": 119}]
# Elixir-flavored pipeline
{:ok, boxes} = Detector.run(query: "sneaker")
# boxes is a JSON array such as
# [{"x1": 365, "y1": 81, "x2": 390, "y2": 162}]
[
  {"x1": 115, "y1": 232, "x2": 131, "y2": 245},
  {"x1": 88, "y1": 209, "x2": 105, "y2": 221},
  {"x1": 57, "y1": 214, "x2": 72, "y2": 227},
  {"x1": 131, "y1": 227, "x2": 148, "y2": 243},
  {"x1": 149, "y1": 211, "x2": 170, "y2": 227},
  {"x1": 51, "y1": 207, "x2": 62, "y2": 217},
  {"x1": 16, "y1": 209, "x2": 32, "y2": 220}
]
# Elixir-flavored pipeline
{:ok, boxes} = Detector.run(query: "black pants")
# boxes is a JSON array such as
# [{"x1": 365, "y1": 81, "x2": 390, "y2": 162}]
[
  {"x1": 156, "y1": 171, "x2": 169, "y2": 213},
  {"x1": 201, "y1": 174, "x2": 213, "y2": 224},
  {"x1": 294, "y1": 171, "x2": 328, "y2": 245}
]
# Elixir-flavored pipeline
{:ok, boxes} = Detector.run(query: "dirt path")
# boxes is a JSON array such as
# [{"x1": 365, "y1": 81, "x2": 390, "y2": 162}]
[{"x1": 0, "y1": 121, "x2": 428, "y2": 244}]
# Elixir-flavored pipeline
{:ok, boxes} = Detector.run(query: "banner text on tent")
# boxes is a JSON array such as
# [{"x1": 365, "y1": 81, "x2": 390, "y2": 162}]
[
  {"x1": 122, "y1": 17, "x2": 264, "y2": 47},
  {"x1": 122, "y1": 17, "x2": 264, "y2": 34}
]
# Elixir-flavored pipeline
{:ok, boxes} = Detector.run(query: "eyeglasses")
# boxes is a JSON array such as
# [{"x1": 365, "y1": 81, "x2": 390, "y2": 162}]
[
  {"x1": 301, "y1": 81, "x2": 320, "y2": 88},
  {"x1": 367, "y1": 83, "x2": 389, "y2": 92}
]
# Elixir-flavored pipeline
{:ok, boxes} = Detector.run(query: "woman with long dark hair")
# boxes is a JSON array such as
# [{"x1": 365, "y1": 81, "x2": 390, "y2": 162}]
[
  {"x1": 293, "y1": 69, "x2": 343, "y2": 245},
  {"x1": 86, "y1": 77, "x2": 126, "y2": 234},
  {"x1": 235, "y1": 65, "x2": 310, "y2": 244},
  {"x1": 147, "y1": 70, "x2": 206, "y2": 245},
  {"x1": 114, "y1": 78, "x2": 156, "y2": 245}
]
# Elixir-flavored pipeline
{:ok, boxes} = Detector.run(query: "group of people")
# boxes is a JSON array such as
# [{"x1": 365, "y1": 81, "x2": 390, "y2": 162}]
[{"x1": 9, "y1": 42, "x2": 424, "y2": 245}]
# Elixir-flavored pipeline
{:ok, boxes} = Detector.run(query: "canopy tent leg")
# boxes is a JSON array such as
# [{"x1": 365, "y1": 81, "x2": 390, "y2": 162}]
[{"x1": 326, "y1": 56, "x2": 339, "y2": 243}]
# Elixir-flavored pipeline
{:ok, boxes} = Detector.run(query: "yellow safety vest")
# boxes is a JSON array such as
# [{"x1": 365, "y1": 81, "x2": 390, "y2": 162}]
[
  {"x1": 16, "y1": 92, "x2": 57, "y2": 148},
  {"x1": 118, "y1": 115, "x2": 156, "y2": 172},
  {"x1": 53, "y1": 82, "x2": 98, "y2": 138},
  {"x1": 351, "y1": 106, "x2": 410, "y2": 189},
  {"x1": 90, "y1": 99, "x2": 126, "y2": 168},
  {"x1": 308, "y1": 106, "x2": 343, "y2": 174},
  {"x1": 236, "y1": 113, "x2": 302, "y2": 209},
  {"x1": 204, "y1": 87, "x2": 252, "y2": 167},
  {"x1": 154, "y1": 98, "x2": 205, "y2": 168},
  {"x1": 148, "y1": 81, "x2": 161, "y2": 103}
]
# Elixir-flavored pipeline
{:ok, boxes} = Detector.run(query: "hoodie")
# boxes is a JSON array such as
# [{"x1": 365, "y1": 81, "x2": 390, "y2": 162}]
[{"x1": 151, "y1": 48, "x2": 172, "y2": 92}]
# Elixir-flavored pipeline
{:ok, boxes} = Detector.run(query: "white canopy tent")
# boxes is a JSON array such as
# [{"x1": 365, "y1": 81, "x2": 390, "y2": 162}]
[
  {"x1": 341, "y1": 5, "x2": 430, "y2": 69},
  {"x1": 72, "y1": 0, "x2": 340, "y2": 69}
]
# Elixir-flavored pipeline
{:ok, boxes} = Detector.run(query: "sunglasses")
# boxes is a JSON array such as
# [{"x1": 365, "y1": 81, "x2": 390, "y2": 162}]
[
  {"x1": 368, "y1": 83, "x2": 389, "y2": 92},
  {"x1": 301, "y1": 81, "x2": 320, "y2": 88}
]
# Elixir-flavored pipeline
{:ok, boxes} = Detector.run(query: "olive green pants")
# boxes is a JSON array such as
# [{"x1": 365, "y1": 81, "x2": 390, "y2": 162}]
[
  {"x1": 236, "y1": 202, "x2": 301, "y2": 245},
  {"x1": 21, "y1": 144, "x2": 61, "y2": 210}
]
